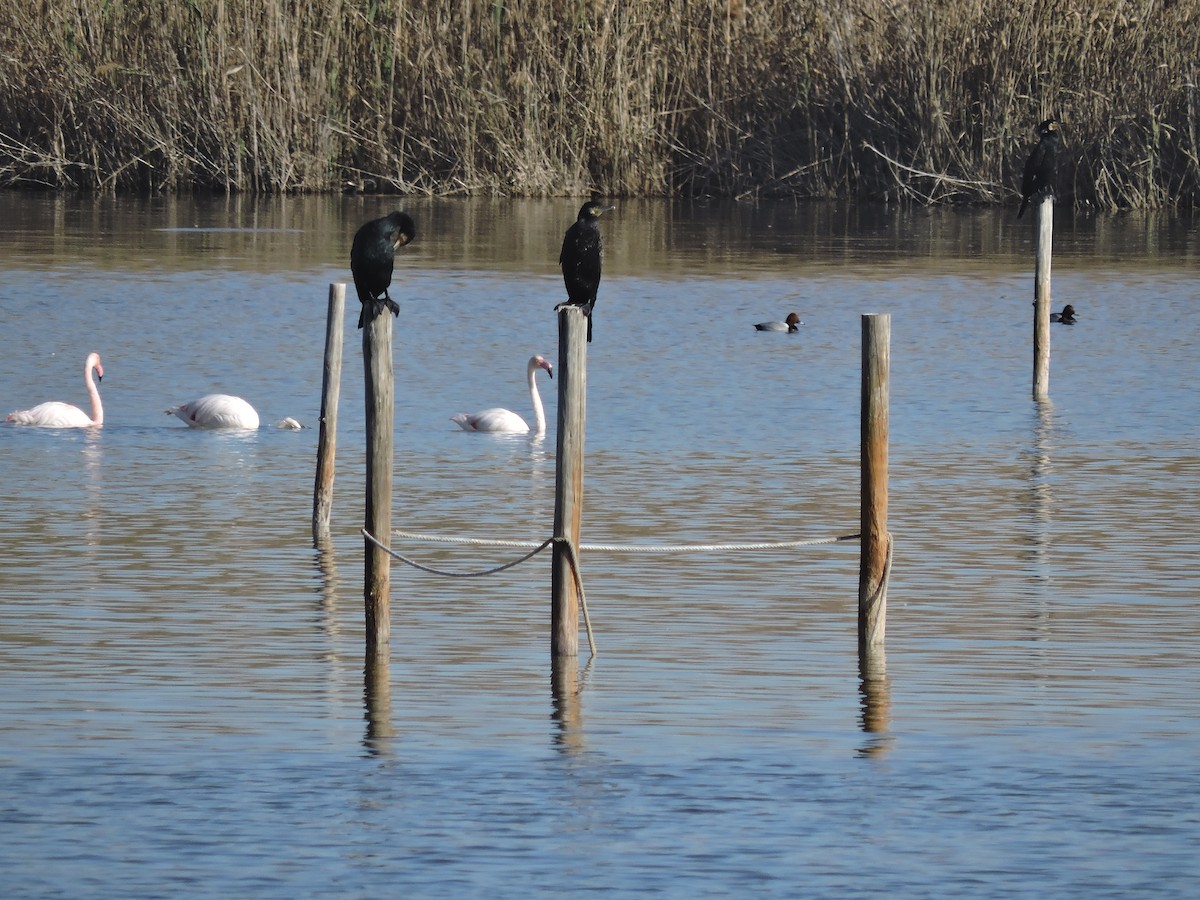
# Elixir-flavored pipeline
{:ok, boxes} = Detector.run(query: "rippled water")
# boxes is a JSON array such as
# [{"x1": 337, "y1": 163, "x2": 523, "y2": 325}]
[{"x1": 2, "y1": 195, "x2": 1199, "y2": 896}]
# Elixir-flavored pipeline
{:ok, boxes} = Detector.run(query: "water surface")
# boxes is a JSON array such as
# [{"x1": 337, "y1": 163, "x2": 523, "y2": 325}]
[{"x1": 1, "y1": 195, "x2": 1198, "y2": 897}]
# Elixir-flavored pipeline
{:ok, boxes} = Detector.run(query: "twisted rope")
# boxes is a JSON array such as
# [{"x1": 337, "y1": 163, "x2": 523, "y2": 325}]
[
  {"x1": 361, "y1": 529, "x2": 597, "y2": 657},
  {"x1": 362, "y1": 528, "x2": 552, "y2": 578},
  {"x1": 368, "y1": 528, "x2": 862, "y2": 661},
  {"x1": 391, "y1": 528, "x2": 860, "y2": 553}
]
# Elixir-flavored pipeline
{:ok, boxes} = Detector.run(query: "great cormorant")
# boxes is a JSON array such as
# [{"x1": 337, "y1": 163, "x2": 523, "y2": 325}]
[
  {"x1": 557, "y1": 197, "x2": 614, "y2": 342},
  {"x1": 351, "y1": 211, "x2": 416, "y2": 329},
  {"x1": 1017, "y1": 119, "x2": 1060, "y2": 219}
]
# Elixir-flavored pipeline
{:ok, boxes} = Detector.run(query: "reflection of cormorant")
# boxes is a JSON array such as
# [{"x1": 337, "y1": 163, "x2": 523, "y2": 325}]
[
  {"x1": 351, "y1": 211, "x2": 416, "y2": 329},
  {"x1": 557, "y1": 197, "x2": 614, "y2": 342},
  {"x1": 1050, "y1": 304, "x2": 1076, "y2": 324},
  {"x1": 1017, "y1": 119, "x2": 1060, "y2": 218}
]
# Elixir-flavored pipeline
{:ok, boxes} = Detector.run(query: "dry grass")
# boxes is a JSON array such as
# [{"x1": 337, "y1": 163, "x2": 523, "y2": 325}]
[{"x1": 0, "y1": 0, "x2": 1196, "y2": 207}]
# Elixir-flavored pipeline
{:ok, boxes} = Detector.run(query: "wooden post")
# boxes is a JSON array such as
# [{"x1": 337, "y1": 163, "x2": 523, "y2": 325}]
[
  {"x1": 859, "y1": 314, "x2": 890, "y2": 648},
  {"x1": 313, "y1": 283, "x2": 345, "y2": 544},
  {"x1": 1032, "y1": 194, "x2": 1053, "y2": 401},
  {"x1": 551, "y1": 306, "x2": 587, "y2": 658},
  {"x1": 363, "y1": 310, "x2": 394, "y2": 649}
]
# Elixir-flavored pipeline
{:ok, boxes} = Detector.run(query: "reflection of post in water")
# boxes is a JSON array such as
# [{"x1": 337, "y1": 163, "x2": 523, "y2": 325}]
[
  {"x1": 856, "y1": 644, "x2": 893, "y2": 759},
  {"x1": 363, "y1": 647, "x2": 395, "y2": 755},
  {"x1": 550, "y1": 655, "x2": 585, "y2": 755},
  {"x1": 1030, "y1": 400, "x2": 1055, "y2": 530},
  {"x1": 314, "y1": 536, "x2": 342, "y2": 637},
  {"x1": 1024, "y1": 401, "x2": 1056, "y2": 643},
  {"x1": 82, "y1": 429, "x2": 104, "y2": 550}
]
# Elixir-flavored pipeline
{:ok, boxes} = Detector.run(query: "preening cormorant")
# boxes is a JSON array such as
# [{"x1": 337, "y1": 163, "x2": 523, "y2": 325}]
[
  {"x1": 1017, "y1": 119, "x2": 1060, "y2": 219},
  {"x1": 351, "y1": 211, "x2": 416, "y2": 329},
  {"x1": 557, "y1": 196, "x2": 615, "y2": 342}
]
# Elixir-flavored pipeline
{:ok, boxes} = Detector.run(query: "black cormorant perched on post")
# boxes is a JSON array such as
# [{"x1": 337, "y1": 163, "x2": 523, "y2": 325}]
[
  {"x1": 557, "y1": 196, "x2": 615, "y2": 342},
  {"x1": 351, "y1": 211, "x2": 416, "y2": 329},
  {"x1": 1017, "y1": 119, "x2": 1060, "y2": 219}
]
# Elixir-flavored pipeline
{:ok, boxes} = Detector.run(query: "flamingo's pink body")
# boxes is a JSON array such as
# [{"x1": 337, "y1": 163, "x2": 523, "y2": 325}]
[
  {"x1": 6, "y1": 352, "x2": 105, "y2": 427},
  {"x1": 452, "y1": 355, "x2": 553, "y2": 435},
  {"x1": 166, "y1": 394, "x2": 260, "y2": 430}
]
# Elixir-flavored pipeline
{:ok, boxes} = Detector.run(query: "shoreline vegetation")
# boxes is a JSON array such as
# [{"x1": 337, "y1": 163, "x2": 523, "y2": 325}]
[{"x1": 1, "y1": 0, "x2": 1197, "y2": 208}]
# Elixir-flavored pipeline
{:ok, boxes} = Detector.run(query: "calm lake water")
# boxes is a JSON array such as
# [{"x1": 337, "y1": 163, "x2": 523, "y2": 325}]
[{"x1": 1, "y1": 194, "x2": 1198, "y2": 897}]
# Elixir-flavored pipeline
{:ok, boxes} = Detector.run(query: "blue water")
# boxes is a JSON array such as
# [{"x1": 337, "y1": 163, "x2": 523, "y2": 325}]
[{"x1": 1, "y1": 196, "x2": 1198, "y2": 897}]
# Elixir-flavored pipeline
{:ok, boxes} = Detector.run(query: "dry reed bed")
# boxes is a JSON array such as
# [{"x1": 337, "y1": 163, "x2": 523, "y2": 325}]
[{"x1": 0, "y1": 0, "x2": 1196, "y2": 207}]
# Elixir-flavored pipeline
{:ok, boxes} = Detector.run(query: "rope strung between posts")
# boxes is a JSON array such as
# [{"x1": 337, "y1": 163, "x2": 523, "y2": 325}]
[
  {"x1": 364, "y1": 528, "x2": 862, "y2": 661},
  {"x1": 363, "y1": 529, "x2": 555, "y2": 578},
  {"x1": 389, "y1": 529, "x2": 861, "y2": 553},
  {"x1": 360, "y1": 528, "x2": 597, "y2": 657}
]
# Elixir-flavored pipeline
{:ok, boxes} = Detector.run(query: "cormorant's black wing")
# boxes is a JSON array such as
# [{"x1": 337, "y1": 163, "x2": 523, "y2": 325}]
[{"x1": 560, "y1": 221, "x2": 602, "y2": 305}]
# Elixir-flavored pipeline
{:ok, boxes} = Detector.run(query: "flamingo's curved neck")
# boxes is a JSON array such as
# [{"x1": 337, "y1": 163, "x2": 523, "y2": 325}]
[
  {"x1": 85, "y1": 359, "x2": 104, "y2": 426},
  {"x1": 528, "y1": 362, "x2": 545, "y2": 436}
]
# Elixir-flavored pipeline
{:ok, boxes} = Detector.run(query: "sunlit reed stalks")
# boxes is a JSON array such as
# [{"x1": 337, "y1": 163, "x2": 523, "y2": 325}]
[{"x1": 0, "y1": 0, "x2": 1196, "y2": 208}]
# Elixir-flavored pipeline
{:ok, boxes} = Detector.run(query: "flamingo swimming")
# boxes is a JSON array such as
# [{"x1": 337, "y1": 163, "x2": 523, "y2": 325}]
[
  {"x1": 451, "y1": 355, "x2": 554, "y2": 435},
  {"x1": 166, "y1": 394, "x2": 260, "y2": 430},
  {"x1": 6, "y1": 352, "x2": 104, "y2": 427}
]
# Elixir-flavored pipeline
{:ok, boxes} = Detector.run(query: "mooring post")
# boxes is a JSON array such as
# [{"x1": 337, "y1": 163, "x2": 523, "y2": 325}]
[
  {"x1": 859, "y1": 313, "x2": 890, "y2": 649},
  {"x1": 363, "y1": 311, "x2": 394, "y2": 649},
  {"x1": 1032, "y1": 194, "x2": 1054, "y2": 401},
  {"x1": 551, "y1": 305, "x2": 587, "y2": 658},
  {"x1": 313, "y1": 283, "x2": 345, "y2": 544}
]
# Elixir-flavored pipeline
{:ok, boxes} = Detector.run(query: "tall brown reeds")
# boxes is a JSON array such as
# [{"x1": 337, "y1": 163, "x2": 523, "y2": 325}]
[{"x1": 0, "y1": 0, "x2": 1196, "y2": 207}]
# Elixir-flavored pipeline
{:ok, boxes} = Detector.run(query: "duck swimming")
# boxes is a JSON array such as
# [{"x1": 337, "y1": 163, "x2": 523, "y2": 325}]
[
  {"x1": 1050, "y1": 304, "x2": 1076, "y2": 324},
  {"x1": 755, "y1": 312, "x2": 802, "y2": 333}
]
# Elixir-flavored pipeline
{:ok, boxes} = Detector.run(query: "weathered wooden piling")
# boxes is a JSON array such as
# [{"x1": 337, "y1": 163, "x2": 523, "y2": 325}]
[
  {"x1": 858, "y1": 313, "x2": 890, "y2": 648},
  {"x1": 551, "y1": 305, "x2": 588, "y2": 658},
  {"x1": 313, "y1": 283, "x2": 345, "y2": 544},
  {"x1": 1032, "y1": 194, "x2": 1054, "y2": 401},
  {"x1": 363, "y1": 309, "x2": 394, "y2": 648}
]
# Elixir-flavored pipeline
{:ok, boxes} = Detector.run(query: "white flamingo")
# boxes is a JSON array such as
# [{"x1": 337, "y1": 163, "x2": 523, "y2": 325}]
[
  {"x1": 452, "y1": 355, "x2": 553, "y2": 435},
  {"x1": 6, "y1": 352, "x2": 105, "y2": 427},
  {"x1": 166, "y1": 394, "x2": 260, "y2": 430}
]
